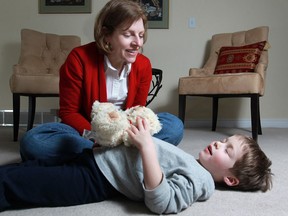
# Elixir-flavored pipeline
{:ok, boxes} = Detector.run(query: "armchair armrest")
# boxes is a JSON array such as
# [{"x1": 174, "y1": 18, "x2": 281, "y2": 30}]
[
  {"x1": 255, "y1": 62, "x2": 267, "y2": 80},
  {"x1": 13, "y1": 64, "x2": 27, "y2": 74},
  {"x1": 189, "y1": 68, "x2": 213, "y2": 76}
]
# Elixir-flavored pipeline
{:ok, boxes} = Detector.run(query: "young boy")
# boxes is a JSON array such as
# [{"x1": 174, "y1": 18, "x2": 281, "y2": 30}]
[{"x1": 0, "y1": 118, "x2": 272, "y2": 214}]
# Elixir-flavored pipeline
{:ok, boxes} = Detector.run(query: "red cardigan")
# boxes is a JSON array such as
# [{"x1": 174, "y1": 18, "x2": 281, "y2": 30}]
[{"x1": 59, "y1": 42, "x2": 152, "y2": 134}]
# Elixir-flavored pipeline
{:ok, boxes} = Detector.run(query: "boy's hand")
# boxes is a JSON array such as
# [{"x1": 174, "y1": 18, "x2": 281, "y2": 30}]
[
  {"x1": 127, "y1": 117, "x2": 154, "y2": 151},
  {"x1": 127, "y1": 117, "x2": 163, "y2": 190}
]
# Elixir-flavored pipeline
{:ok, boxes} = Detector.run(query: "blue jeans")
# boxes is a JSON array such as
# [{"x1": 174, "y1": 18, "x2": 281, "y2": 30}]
[{"x1": 20, "y1": 112, "x2": 183, "y2": 160}]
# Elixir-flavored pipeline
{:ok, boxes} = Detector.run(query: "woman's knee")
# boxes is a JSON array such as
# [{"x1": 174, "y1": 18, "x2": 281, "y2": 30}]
[
  {"x1": 156, "y1": 112, "x2": 184, "y2": 146},
  {"x1": 20, "y1": 122, "x2": 80, "y2": 160},
  {"x1": 21, "y1": 122, "x2": 76, "y2": 144}
]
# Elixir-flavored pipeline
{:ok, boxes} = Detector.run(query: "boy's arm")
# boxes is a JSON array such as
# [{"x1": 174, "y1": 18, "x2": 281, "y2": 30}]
[
  {"x1": 127, "y1": 118, "x2": 163, "y2": 190},
  {"x1": 128, "y1": 118, "x2": 214, "y2": 214}
]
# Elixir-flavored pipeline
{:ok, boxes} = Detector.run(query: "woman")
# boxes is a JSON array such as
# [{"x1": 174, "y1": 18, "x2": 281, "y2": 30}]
[{"x1": 20, "y1": 0, "x2": 183, "y2": 161}]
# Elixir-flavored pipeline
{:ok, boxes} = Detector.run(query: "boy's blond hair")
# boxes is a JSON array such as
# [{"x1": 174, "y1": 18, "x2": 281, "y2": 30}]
[{"x1": 229, "y1": 136, "x2": 273, "y2": 192}]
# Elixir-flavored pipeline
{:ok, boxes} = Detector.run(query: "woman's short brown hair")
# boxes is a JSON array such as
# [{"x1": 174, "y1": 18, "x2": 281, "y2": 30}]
[{"x1": 94, "y1": 0, "x2": 148, "y2": 54}]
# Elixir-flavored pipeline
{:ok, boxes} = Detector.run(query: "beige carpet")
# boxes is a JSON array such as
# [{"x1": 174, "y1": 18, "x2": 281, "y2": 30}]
[{"x1": 0, "y1": 126, "x2": 287, "y2": 216}]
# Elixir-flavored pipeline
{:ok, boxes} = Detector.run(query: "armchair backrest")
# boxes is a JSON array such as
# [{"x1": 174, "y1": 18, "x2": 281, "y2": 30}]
[
  {"x1": 203, "y1": 26, "x2": 269, "y2": 74},
  {"x1": 18, "y1": 28, "x2": 81, "y2": 75}
]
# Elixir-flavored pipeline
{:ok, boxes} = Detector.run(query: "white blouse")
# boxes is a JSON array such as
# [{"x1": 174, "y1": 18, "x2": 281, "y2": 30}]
[{"x1": 104, "y1": 56, "x2": 131, "y2": 109}]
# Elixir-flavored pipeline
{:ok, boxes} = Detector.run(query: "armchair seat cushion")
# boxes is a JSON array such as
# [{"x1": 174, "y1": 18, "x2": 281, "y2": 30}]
[
  {"x1": 10, "y1": 72, "x2": 59, "y2": 94},
  {"x1": 178, "y1": 72, "x2": 264, "y2": 95}
]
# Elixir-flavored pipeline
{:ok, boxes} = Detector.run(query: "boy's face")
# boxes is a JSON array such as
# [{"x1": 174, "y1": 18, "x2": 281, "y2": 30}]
[{"x1": 199, "y1": 135, "x2": 245, "y2": 183}]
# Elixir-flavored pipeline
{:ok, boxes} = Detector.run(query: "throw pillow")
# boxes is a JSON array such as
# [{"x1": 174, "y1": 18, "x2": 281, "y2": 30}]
[{"x1": 214, "y1": 41, "x2": 267, "y2": 74}]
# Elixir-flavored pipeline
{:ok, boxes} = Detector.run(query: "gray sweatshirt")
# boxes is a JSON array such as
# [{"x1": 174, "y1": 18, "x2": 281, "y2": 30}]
[{"x1": 94, "y1": 137, "x2": 214, "y2": 214}]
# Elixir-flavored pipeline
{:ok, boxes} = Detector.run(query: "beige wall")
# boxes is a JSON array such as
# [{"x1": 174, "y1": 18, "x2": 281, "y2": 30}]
[{"x1": 1, "y1": 0, "x2": 287, "y2": 126}]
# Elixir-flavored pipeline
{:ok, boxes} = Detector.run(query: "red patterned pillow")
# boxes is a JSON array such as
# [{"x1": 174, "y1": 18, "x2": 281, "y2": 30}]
[{"x1": 214, "y1": 41, "x2": 267, "y2": 74}]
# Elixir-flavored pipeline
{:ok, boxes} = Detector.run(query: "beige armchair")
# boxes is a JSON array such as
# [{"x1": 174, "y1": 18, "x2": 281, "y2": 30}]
[
  {"x1": 178, "y1": 26, "x2": 269, "y2": 141},
  {"x1": 10, "y1": 29, "x2": 81, "y2": 141}
]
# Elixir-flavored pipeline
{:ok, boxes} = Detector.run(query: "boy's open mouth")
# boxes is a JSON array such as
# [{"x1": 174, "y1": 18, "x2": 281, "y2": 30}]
[{"x1": 208, "y1": 145, "x2": 212, "y2": 155}]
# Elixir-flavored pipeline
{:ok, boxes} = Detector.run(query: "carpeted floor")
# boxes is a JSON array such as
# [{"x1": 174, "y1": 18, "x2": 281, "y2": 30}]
[{"x1": 0, "y1": 126, "x2": 287, "y2": 216}]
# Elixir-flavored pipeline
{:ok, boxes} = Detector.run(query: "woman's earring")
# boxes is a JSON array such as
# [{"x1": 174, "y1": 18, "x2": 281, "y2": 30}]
[{"x1": 105, "y1": 42, "x2": 111, "y2": 50}]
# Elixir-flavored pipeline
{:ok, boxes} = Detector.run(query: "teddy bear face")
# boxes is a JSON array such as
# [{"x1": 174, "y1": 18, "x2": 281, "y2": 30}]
[{"x1": 91, "y1": 101, "x2": 130, "y2": 147}]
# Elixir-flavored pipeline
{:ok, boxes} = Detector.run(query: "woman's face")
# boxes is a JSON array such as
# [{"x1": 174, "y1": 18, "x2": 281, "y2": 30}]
[{"x1": 105, "y1": 18, "x2": 145, "y2": 71}]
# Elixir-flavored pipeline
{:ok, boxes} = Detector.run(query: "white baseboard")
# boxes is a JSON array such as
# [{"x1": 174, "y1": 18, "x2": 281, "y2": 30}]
[
  {"x1": 1, "y1": 109, "x2": 288, "y2": 128},
  {"x1": 184, "y1": 119, "x2": 288, "y2": 128},
  {"x1": 0, "y1": 110, "x2": 59, "y2": 126}
]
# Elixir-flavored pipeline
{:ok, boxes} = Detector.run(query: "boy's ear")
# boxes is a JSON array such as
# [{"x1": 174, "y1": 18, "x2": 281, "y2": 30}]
[{"x1": 223, "y1": 176, "x2": 240, "y2": 187}]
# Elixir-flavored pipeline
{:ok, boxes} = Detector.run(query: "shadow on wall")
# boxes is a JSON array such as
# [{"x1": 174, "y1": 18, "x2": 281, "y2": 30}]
[
  {"x1": 1, "y1": 42, "x2": 21, "y2": 106},
  {"x1": 164, "y1": 86, "x2": 244, "y2": 122},
  {"x1": 152, "y1": 39, "x2": 213, "y2": 115}
]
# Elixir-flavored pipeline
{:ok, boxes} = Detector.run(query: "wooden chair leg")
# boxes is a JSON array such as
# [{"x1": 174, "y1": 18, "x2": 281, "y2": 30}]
[
  {"x1": 27, "y1": 95, "x2": 36, "y2": 131},
  {"x1": 251, "y1": 94, "x2": 259, "y2": 141},
  {"x1": 12, "y1": 93, "x2": 20, "y2": 141},
  {"x1": 212, "y1": 97, "x2": 219, "y2": 131},
  {"x1": 258, "y1": 107, "x2": 262, "y2": 135},
  {"x1": 178, "y1": 95, "x2": 186, "y2": 123}
]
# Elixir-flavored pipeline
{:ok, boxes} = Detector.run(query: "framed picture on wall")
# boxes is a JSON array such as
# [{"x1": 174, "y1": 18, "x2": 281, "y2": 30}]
[
  {"x1": 39, "y1": 0, "x2": 92, "y2": 14},
  {"x1": 138, "y1": 0, "x2": 169, "y2": 29}
]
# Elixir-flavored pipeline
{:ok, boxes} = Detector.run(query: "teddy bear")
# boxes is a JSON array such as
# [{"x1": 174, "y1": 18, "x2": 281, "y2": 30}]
[{"x1": 89, "y1": 101, "x2": 162, "y2": 147}]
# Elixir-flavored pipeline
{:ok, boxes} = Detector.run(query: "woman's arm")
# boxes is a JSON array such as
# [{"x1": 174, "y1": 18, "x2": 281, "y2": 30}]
[
  {"x1": 59, "y1": 50, "x2": 91, "y2": 134},
  {"x1": 127, "y1": 118, "x2": 162, "y2": 189}
]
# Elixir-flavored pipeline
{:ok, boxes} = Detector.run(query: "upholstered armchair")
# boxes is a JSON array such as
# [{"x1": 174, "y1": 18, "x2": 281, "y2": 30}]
[
  {"x1": 10, "y1": 29, "x2": 81, "y2": 141},
  {"x1": 178, "y1": 26, "x2": 269, "y2": 141}
]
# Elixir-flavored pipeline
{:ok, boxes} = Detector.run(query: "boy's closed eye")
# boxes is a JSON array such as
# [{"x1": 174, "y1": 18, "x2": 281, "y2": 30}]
[{"x1": 226, "y1": 144, "x2": 235, "y2": 158}]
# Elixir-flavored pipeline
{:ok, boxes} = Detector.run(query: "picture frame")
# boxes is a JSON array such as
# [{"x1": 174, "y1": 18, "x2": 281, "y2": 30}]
[
  {"x1": 138, "y1": 0, "x2": 169, "y2": 29},
  {"x1": 39, "y1": 0, "x2": 92, "y2": 14}
]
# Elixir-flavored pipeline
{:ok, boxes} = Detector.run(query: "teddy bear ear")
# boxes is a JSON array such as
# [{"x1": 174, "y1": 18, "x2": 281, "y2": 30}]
[
  {"x1": 92, "y1": 100, "x2": 100, "y2": 111},
  {"x1": 93, "y1": 100, "x2": 100, "y2": 106}
]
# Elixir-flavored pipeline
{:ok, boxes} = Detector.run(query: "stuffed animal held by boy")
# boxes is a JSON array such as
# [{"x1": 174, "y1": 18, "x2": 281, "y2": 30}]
[
  {"x1": 125, "y1": 105, "x2": 162, "y2": 136},
  {"x1": 90, "y1": 101, "x2": 162, "y2": 147}
]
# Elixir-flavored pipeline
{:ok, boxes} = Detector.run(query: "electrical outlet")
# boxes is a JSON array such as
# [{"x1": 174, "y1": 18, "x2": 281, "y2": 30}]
[{"x1": 189, "y1": 17, "x2": 196, "y2": 28}]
